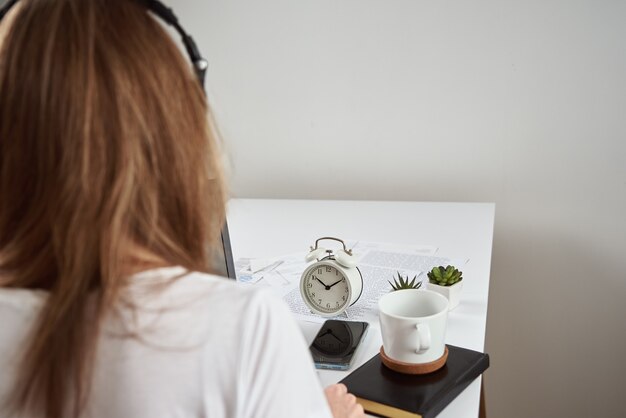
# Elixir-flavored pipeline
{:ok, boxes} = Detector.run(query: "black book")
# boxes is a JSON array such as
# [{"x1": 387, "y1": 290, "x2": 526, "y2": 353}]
[{"x1": 339, "y1": 345, "x2": 489, "y2": 418}]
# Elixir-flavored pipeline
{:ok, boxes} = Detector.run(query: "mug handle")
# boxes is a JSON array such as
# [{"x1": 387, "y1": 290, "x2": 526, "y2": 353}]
[{"x1": 415, "y1": 323, "x2": 431, "y2": 353}]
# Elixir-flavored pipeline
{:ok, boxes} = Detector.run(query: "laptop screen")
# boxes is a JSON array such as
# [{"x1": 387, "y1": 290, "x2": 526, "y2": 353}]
[{"x1": 211, "y1": 222, "x2": 236, "y2": 280}]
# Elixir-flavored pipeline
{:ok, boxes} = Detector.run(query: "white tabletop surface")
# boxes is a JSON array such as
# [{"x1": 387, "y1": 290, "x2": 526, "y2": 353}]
[{"x1": 227, "y1": 198, "x2": 495, "y2": 418}]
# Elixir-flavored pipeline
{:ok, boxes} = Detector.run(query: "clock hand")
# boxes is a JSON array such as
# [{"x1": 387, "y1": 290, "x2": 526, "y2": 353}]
[
  {"x1": 313, "y1": 275, "x2": 330, "y2": 290},
  {"x1": 328, "y1": 279, "x2": 344, "y2": 288}
]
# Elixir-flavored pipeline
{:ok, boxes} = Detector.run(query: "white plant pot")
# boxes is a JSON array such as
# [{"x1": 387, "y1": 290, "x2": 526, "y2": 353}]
[{"x1": 427, "y1": 281, "x2": 463, "y2": 310}]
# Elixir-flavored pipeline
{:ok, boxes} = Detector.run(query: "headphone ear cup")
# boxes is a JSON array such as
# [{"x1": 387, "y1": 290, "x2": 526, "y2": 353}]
[
  {"x1": 335, "y1": 250, "x2": 357, "y2": 268},
  {"x1": 305, "y1": 248, "x2": 327, "y2": 263}
]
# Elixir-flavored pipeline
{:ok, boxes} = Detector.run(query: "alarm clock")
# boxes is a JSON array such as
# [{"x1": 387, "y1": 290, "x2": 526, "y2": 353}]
[{"x1": 300, "y1": 237, "x2": 363, "y2": 317}]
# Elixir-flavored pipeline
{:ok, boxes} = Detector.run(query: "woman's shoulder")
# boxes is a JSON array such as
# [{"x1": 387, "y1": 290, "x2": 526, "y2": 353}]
[
  {"x1": 118, "y1": 266, "x2": 300, "y2": 363},
  {"x1": 130, "y1": 266, "x2": 268, "y2": 301},
  {"x1": 126, "y1": 266, "x2": 287, "y2": 325}
]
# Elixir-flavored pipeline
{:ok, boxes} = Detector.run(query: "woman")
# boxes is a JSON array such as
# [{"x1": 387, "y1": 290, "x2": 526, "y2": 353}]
[{"x1": 0, "y1": 1, "x2": 365, "y2": 417}]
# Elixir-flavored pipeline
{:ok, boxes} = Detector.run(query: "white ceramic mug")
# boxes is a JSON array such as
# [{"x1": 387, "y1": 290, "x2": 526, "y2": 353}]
[{"x1": 378, "y1": 289, "x2": 449, "y2": 364}]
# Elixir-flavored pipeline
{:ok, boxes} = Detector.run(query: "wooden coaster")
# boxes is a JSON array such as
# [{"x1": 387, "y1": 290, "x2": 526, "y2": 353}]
[{"x1": 380, "y1": 345, "x2": 449, "y2": 375}]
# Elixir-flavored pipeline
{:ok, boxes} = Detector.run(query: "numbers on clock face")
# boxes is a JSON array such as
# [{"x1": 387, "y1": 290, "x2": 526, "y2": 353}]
[{"x1": 303, "y1": 264, "x2": 349, "y2": 314}]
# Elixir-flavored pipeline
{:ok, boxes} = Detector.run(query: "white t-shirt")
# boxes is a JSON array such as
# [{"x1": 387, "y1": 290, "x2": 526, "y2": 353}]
[{"x1": 0, "y1": 267, "x2": 333, "y2": 418}]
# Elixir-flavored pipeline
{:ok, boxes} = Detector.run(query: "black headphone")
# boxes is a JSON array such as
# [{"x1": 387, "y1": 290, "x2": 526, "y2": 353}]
[{"x1": 0, "y1": 0, "x2": 208, "y2": 88}]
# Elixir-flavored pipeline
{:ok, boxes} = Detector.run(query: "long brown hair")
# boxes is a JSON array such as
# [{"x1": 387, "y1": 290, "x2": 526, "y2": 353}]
[{"x1": 0, "y1": 0, "x2": 226, "y2": 417}]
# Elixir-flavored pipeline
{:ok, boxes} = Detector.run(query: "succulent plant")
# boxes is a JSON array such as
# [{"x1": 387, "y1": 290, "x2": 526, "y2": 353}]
[
  {"x1": 388, "y1": 272, "x2": 422, "y2": 291},
  {"x1": 427, "y1": 265, "x2": 463, "y2": 286}
]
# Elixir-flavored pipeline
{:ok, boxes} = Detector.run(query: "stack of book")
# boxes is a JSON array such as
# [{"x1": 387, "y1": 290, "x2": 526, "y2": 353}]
[{"x1": 340, "y1": 345, "x2": 489, "y2": 418}]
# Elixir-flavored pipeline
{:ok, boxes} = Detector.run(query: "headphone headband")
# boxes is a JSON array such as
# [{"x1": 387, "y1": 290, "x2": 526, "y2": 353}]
[{"x1": 0, "y1": 0, "x2": 208, "y2": 88}]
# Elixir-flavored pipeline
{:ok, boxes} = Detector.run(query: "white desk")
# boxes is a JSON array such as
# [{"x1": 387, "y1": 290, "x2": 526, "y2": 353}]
[{"x1": 227, "y1": 198, "x2": 495, "y2": 418}]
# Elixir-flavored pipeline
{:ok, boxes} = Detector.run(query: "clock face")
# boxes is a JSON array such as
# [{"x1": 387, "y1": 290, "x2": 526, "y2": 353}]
[{"x1": 302, "y1": 263, "x2": 351, "y2": 315}]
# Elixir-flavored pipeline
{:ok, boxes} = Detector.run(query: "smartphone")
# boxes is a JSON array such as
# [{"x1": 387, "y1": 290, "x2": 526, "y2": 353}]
[{"x1": 309, "y1": 320, "x2": 369, "y2": 370}]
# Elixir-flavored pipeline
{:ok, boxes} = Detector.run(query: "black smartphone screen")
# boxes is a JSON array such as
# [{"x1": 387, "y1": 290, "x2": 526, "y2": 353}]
[{"x1": 309, "y1": 320, "x2": 369, "y2": 370}]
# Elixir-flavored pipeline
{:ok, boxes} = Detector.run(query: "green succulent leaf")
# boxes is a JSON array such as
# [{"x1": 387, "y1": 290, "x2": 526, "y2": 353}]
[
  {"x1": 428, "y1": 265, "x2": 463, "y2": 286},
  {"x1": 389, "y1": 272, "x2": 422, "y2": 291}
]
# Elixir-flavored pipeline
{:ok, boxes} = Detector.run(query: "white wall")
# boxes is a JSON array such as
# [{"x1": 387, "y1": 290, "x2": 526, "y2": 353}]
[{"x1": 172, "y1": 1, "x2": 626, "y2": 416}]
